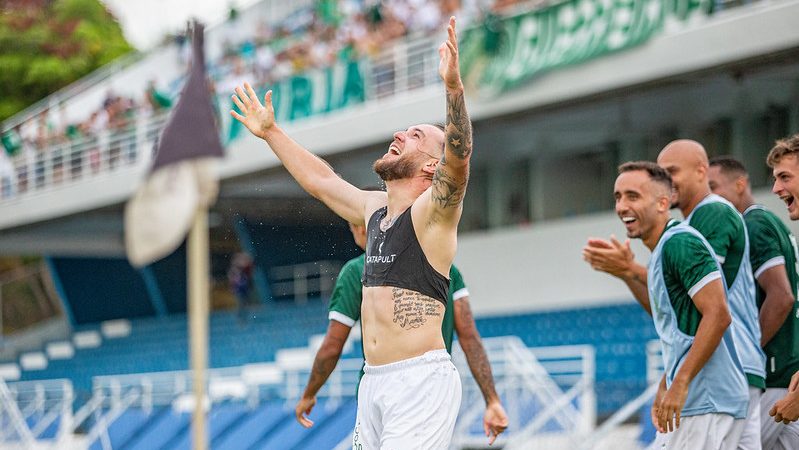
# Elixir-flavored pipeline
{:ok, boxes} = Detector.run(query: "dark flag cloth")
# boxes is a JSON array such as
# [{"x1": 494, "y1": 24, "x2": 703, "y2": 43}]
[{"x1": 125, "y1": 21, "x2": 224, "y2": 267}]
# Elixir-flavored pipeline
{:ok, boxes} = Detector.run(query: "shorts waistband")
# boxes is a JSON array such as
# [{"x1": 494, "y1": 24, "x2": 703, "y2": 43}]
[{"x1": 364, "y1": 349, "x2": 450, "y2": 375}]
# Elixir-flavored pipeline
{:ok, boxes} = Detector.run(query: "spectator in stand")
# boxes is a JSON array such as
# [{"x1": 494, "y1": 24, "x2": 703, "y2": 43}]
[
  {"x1": 145, "y1": 80, "x2": 173, "y2": 114},
  {"x1": 0, "y1": 150, "x2": 14, "y2": 198}
]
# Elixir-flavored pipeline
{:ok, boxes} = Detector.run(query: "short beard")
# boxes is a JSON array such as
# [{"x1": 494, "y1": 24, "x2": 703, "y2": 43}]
[{"x1": 373, "y1": 156, "x2": 417, "y2": 181}]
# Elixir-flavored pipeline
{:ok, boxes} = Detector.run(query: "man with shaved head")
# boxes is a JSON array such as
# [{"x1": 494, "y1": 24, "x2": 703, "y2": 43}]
[
  {"x1": 585, "y1": 140, "x2": 765, "y2": 450},
  {"x1": 606, "y1": 161, "x2": 749, "y2": 449},
  {"x1": 708, "y1": 155, "x2": 799, "y2": 449},
  {"x1": 230, "y1": 18, "x2": 479, "y2": 449}
]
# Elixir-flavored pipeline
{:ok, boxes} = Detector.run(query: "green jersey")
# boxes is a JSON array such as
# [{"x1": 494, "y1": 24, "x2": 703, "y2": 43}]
[
  {"x1": 744, "y1": 205, "x2": 799, "y2": 388},
  {"x1": 688, "y1": 199, "x2": 746, "y2": 287},
  {"x1": 687, "y1": 194, "x2": 766, "y2": 388},
  {"x1": 327, "y1": 254, "x2": 468, "y2": 383},
  {"x1": 659, "y1": 221, "x2": 722, "y2": 336},
  {"x1": 648, "y1": 220, "x2": 749, "y2": 418}
]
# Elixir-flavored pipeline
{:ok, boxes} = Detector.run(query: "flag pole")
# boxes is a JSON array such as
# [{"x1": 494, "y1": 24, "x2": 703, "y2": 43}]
[{"x1": 188, "y1": 207, "x2": 209, "y2": 450}]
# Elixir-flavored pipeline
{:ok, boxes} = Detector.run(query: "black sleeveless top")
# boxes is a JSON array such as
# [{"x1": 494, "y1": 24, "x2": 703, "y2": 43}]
[{"x1": 362, "y1": 206, "x2": 450, "y2": 304}]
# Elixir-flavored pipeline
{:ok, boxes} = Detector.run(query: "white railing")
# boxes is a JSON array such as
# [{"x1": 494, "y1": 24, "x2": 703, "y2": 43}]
[
  {"x1": 0, "y1": 336, "x2": 599, "y2": 449},
  {"x1": 1, "y1": 112, "x2": 168, "y2": 203},
  {"x1": 0, "y1": 379, "x2": 75, "y2": 447},
  {"x1": 465, "y1": 339, "x2": 596, "y2": 450},
  {"x1": 578, "y1": 340, "x2": 662, "y2": 450},
  {"x1": 0, "y1": 30, "x2": 443, "y2": 206},
  {"x1": 0, "y1": 0, "x2": 315, "y2": 133},
  {"x1": 267, "y1": 260, "x2": 343, "y2": 302}
]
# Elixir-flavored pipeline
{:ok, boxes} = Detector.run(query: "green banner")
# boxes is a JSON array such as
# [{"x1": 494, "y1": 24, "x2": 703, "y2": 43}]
[
  {"x1": 460, "y1": 0, "x2": 713, "y2": 94},
  {"x1": 227, "y1": 59, "x2": 365, "y2": 142}
]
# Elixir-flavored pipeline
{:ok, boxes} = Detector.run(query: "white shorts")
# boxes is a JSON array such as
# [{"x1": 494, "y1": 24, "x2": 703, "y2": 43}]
[
  {"x1": 737, "y1": 387, "x2": 762, "y2": 450},
  {"x1": 648, "y1": 413, "x2": 745, "y2": 450},
  {"x1": 760, "y1": 388, "x2": 799, "y2": 450},
  {"x1": 352, "y1": 349, "x2": 462, "y2": 450}
]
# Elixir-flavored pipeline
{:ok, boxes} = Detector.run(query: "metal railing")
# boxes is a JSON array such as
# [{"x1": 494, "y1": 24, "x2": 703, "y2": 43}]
[
  {"x1": 578, "y1": 339, "x2": 662, "y2": 450},
  {"x1": 0, "y1": 379, "x2": 75, "y2": 447},
  {"x1": 0, "y1": 336, "x2": 598, "y2": 448},
  {"x1": 0, "y1": 30, "x2": 444, "y2": 206},
  {"x1": 1, "y1": 112, "x2": 167, "y2": 202},
  {"x1": 267, "y1": 260, "x2": 343, "y2": 302}
]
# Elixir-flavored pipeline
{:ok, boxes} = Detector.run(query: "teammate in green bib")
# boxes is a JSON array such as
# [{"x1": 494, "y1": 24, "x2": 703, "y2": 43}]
[
  {"x1": 584, "y1": 141, "x2": 766, "y2": 449},
  {"x1": 294, "y1": 220, "x2": 508, "y2": 442},
  {"x1": 709, "y1": 156, "x2": 799, "y2": 449},
  {"x1": 596, "y1": 161, "x2": 749, "y2": 449}
]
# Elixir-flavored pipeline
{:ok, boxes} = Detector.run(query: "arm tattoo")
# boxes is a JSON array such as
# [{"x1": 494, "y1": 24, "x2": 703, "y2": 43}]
[
  {"x1": 304, "y1": 334, "x2": 346, "y2": 397},
  {"x1": 444, "y1": 89, "x2": 472, "y2": 160},
  {"x1": 431, "y1": 164, "x2": 467, "y2": 209},
  {"x1": 392, "y1": 288, "x2": 443, "y2": 330},
  {"x1": 431, "y1": 88, "x2": 472, "y2": 212},
  {"x1": 457, "y1": 301, "x2": 499, "y2": 404}
]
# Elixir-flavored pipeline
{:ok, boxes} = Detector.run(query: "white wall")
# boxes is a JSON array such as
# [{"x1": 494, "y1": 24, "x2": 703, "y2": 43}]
[{"x1": 457, "y1": 188, "x2": 799, "y2": 316}]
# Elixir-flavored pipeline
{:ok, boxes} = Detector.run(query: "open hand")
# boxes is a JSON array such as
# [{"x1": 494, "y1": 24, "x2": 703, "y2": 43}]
[
  {"x1": 230, "y1": 82, "x2": 275, "y2": 140},
  {"x1": 582, "y1": 235, "x2": 635, "y2": 279},
  {"x1": 438, "y1": 17, "x2": 463, "y2": 91}
]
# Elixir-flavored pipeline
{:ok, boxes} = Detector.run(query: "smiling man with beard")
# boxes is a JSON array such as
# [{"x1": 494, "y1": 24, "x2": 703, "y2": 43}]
[
  {"x1": 610, "y1": 161, "x2": 748, "y2": 449},
  {"x1": 584, "y1": 140, "x2": 765, "y2": 450},
  {"x1": 229, "y1": 17, "x2": 488, "y2": 449}
]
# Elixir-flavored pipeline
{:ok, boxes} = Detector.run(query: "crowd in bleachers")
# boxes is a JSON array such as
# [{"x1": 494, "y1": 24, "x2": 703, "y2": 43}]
[
  {"x1": 0, "y1": 0, "x2": 756, "y2": 200},
  {"x1": 0, "y1": 84, "x2": 172, "y2": 198},
  {"x1": 3, "y1": 0, "x2": 520, "y2": 199}
]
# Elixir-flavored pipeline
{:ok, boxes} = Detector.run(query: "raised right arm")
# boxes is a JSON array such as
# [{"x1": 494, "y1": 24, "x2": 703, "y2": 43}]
[{"x1": 231, "y1": 83, "x2": 383, "y2": 225}]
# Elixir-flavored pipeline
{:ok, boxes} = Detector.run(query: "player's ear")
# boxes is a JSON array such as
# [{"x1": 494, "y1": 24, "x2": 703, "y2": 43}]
[
  {"x1": 657, "y1": 192, "x2": 671, "y2": 212},
  {"x1": 735, "y1": 176, "x2": 747, "y2": 195},
  {"x1": 422, "y1": 159, "x2": 438, "y2": 176}
]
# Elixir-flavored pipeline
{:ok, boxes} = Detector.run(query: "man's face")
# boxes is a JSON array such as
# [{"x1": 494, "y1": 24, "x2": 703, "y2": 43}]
[
  {"x1": 707, "y1": 165, "x2": 740, "y2": 205},
  {"x1": 614, "y1": 170, "x2": 667, "y2": 241},
  {"x1": 372, "y1": 124, "x2": 444, "y2": 181},
  {"x1": 657, "y1": 151, "x2": 701, "y2": 210},
  {"x1": 772, "y1": 154, "x2": 799, "y2": 220}
]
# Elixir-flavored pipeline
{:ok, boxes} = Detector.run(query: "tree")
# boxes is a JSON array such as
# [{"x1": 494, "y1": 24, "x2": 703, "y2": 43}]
[{"x1": 0, "y1": 0, "x2": 133, "y2": 121}]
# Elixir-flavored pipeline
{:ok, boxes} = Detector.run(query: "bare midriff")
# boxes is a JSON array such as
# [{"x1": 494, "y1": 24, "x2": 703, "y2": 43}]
[{"x1": 361, "y1": 285, "x2": 446, "y2": 366}]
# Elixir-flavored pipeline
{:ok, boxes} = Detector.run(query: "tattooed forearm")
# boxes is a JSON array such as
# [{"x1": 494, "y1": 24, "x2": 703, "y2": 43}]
[
  {"x1": 461, "y1": 336, "x2": 498, "y2": 404},
  {"x1": 303, "y1": 339, "x2": 344, "y2": 397},
  {"x1": 432, "y1": 164, "x2": 467, "y2": 209},
  {"x1": 445, "y1": 89, "x2": 472, "y2": 161},
  {"x1": 457, "y1": 301, "x2": 499, "y2": 404},
  {"x1": 392, "y1": 288, "x2": 443, "y2": 330}
]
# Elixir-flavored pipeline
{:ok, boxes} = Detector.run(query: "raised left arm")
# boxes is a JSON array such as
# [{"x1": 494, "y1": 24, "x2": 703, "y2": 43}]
[{"x1": 430, "y1": 16, "x2": 471, "y2": 224}]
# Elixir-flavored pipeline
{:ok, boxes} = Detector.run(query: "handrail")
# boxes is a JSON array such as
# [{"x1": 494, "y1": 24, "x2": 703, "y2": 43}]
[
  {"x1": 0, "y1": 377, "x2": 36, "y2": 446},
  {"x1": 0, "y1": 0, "x2": 313, "y2": 132},
  {"x1": 579, "y1": 381, "x2": 659, "y2": 450},
  {"x1": 0, "y1": 29, "x2": 443, "y2": 205}
]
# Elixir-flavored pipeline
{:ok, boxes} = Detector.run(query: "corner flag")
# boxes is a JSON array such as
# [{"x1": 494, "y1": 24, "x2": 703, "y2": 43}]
[{"x1": 125, "y1": 21, "x2": 224, "y2": 267}]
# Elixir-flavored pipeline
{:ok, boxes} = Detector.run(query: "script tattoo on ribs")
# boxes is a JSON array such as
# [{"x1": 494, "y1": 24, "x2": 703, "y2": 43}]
[{"x1": 392, "y1": 288, "x2": 442, "y2": 329}]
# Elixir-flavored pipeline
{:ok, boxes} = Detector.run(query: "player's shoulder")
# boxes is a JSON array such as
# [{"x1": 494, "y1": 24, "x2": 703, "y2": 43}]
[
  {"x1": 449, "y1": 264, "x2": 462, "y2": 280},
  {"x1": 662, "y1": 227, "x2": 710, "y2": 256},
  {"x1": 696, "y1": 199, "x2": 737, "y2": 219}
]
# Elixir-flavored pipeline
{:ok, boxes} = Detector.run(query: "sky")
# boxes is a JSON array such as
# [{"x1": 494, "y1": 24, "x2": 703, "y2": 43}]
[{"x1": 101, "y1": 0, "x2": 256, "y2": 50}]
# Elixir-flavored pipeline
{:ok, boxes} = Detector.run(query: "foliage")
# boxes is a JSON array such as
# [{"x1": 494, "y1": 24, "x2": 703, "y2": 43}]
[{"x1": 0, "y1": 0, "x2": 134, "y2": 122}]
